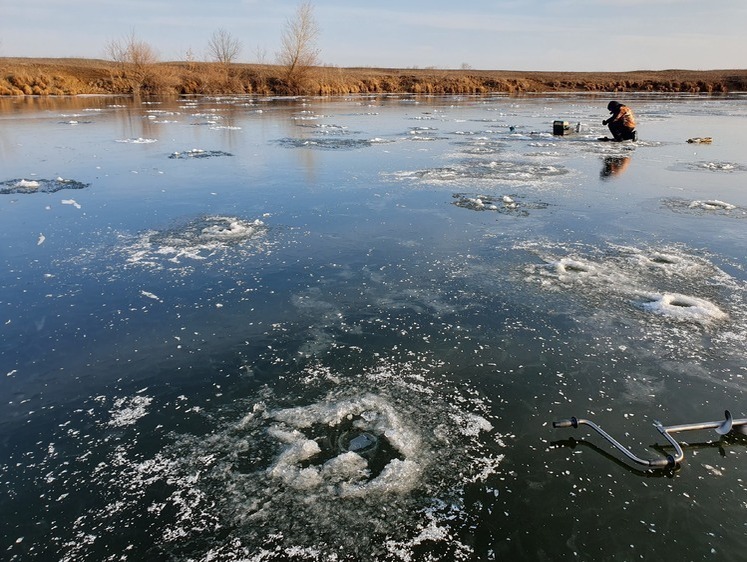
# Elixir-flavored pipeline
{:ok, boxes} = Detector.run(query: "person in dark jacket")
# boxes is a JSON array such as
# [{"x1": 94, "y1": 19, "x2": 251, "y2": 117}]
[{"x1": 603, "y1": 101, "x2": 637, "y2": 141}]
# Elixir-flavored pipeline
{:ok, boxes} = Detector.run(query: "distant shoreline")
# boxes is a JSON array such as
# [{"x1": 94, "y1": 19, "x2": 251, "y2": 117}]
[{"x1": 2, "y1": 57, "x2": 747, "y2": 96}]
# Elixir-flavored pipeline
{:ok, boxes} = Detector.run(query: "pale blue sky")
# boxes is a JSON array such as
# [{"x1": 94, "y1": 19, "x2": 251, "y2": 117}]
[{"x1": 1, "y1": 0, "x2": 745, "y2": 71}]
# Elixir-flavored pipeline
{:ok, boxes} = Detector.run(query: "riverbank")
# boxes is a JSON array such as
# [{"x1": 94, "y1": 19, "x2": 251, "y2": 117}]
[{"x1": 2, "y1": 57, "x2": 747, "y2": 96}]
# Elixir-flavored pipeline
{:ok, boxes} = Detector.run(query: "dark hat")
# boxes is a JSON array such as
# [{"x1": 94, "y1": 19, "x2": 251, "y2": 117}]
[{"x1": 607, "y1": 100, "x2": 621, "y2": 111}]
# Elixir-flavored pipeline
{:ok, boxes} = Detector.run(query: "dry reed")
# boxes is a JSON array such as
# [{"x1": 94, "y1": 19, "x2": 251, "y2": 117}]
[{"x1": 2, "y1": 58, "x2": 746, "y2": 97}]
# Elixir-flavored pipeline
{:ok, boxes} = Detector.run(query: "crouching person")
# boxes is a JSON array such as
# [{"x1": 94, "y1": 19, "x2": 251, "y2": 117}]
[{"x1": 603, "y1": 101, "x2": 637, "y2": 141}]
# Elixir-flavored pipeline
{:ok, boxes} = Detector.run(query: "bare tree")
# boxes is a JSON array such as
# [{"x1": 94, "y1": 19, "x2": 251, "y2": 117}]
[
  {"x1": 276, "y1": 1, "x2": 321, "y2": 92},
  {"x1": 185, "y1": 47, "x2": 198, "y2": 72},
  {"x1": 255, "y1": 44, "x2": 269, "y2": 65},
  {"x1": 207, "y1": 28, "x2": 242, "y2": 66},
  {"x1": 104, "y1": 30, "x2": 160, "y2": 94},
  {"x1": 105, "y1": 30, "x2": 158, "y2": 73}
]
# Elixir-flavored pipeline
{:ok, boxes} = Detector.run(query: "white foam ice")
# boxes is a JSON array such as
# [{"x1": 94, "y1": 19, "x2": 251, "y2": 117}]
[
  {"x1": 106, "y1": 395, "x2": 153, "y2": 427},
  {"x1": 459, "y1": 196, "x2": 498, "y2": 210},
  {"x1": 53, "y1": 358, "x2": 505, "y2": 561},
  {"x1": 689, "y1": 199, "x2": 736, "y2": 211},
  {"x1": 1, "y1": 177, "x2": 89, "y2": 195},
  {"x1": 122, "y1": 215, "x2": 267, "y2": 269},
  {"x1": 697, "y1": 161, "x2": 737, "y2": 171},
  {"x1": 278, "y1": 137, "x2": 392, "y2": 150},
  {"x1": 61, "y1": 199, "x2": 81, "y2": 209},
  {"x1": 15, "y1": 179, "x2": 40, "y2": 189},
  {"x1": 522, "y1": 242, "x2": 737, "y2": 328},
  {"x1": 637, "y1": 291, "x2": 728, "y2": 323},
  {"x1": 266, "y1": 393, "x2": 425, "y2": 496},
  {"x1": 391, "y1": 160, "x2": 568, "y2": 187},
  {"x1": 198, "y1": 218, "x2": 264, "y2": 241},
  {"x1": 676, "y1": 160, "x2": 747, "y2": 174},
  {"x1": 452, "y1": 192, "x2": 549, "y2": 216},
  {"x1": 662, "y1": 197, "x2": 746, "y2": 217},
  {"x1": 115, "y1": 137, "x2": 158, "y2": 144},
  {"x1": 552, "y1": 257, "x2": 597, "y2": 280},
  {"x1": 169, "y1": 149, "x2": 234, "y2": 159}
]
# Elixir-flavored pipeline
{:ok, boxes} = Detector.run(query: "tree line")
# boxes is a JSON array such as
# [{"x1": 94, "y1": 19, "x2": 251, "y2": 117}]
[{"x1": 104, "y1": 1, "x2": 320, "y2": 95}]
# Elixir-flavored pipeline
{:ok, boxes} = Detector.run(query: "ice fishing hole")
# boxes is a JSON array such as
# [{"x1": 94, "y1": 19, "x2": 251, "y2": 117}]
[{"x1": 299, "y1": 417, "x2": 405, "y2": 480}]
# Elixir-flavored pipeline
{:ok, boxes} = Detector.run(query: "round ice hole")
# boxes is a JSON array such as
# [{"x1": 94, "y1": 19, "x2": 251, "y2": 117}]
[{"x1": 338, "y1": 430, "x2": 379, "y2": 456}]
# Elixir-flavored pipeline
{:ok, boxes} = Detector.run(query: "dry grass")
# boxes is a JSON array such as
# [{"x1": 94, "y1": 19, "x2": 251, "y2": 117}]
[{"x1": 2, "y1": 57, "x2": 746, "y2": 96}]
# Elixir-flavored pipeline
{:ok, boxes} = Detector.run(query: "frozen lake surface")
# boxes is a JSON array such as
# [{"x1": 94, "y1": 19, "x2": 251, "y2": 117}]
[{"x1": 1, "y1": 93, "x2": 746, "y2": 561}]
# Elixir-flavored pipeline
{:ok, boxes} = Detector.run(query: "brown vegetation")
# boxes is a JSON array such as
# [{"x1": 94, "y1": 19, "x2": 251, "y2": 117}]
[
  {"x1": 2, "y1": 57, "x2": 746, "y2": 97},
  {"x1": 276, "y1": 1, "x2": 321, "y2": 94}
]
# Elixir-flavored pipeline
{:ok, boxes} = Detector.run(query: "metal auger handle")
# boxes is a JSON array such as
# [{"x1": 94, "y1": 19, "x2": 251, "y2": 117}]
[
  {"x1": 559, "y1": 417, "x2": 675, "y2": 469},
  {"x1": 551, "y1": 410, "x2": 747, "y2": 470},
  {"x1": 552, "y1": 417, "x2": 578, "y2": 429}
]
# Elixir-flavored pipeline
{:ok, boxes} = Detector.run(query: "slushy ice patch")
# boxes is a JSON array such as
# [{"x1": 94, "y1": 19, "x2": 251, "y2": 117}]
[
  {"x1": 663, "y1": 198, "x2": 745, "y2": 217},
  {"x1": 122, "y1": 215, "x2": 267, "y2": 268},
  {"x1": 168, "y1": 149, "x2": 233, "y2": 159},
  {"x1": 104, "y1": 394, "x2": 154, "y2": 427},
  {"x1": 115, "y1": 137, "x2": 158, "y2": 144},
  {"x1": 689, "y1": 200, "x2": 736, "y2": 211},
  {"x1": 684, "y1": 161, "x2": 747, "y2": 173},
  {"x1": 264, "y1": 394, "x2": 422, "y2": 496},
  {"x1": 40, "y1": 360, "x2": 504, "y2": 561},
  {"x1": 521, "y1": 242, "x2": 741, "y2": 329},
  {"x1": 452, "y1": 137, "x2": 508, "y2": 155},
  {"x1": 452, "y1": 192, "x2": 549, "y2": 216},
  {"x1": 276, "y1": 137, "x2": 393, "y2": 150},
  {"x1": 391, "y1": 160, "x2": 568, "y2": 186},
  {"x1": 0, "y1": 177, "x2": 89, "y2": 194},
  {"x1": 638, "y1": 292, "x2": 728, "y2": 323}
]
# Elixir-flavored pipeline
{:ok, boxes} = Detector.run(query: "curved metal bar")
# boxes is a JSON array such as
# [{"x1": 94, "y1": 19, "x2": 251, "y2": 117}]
[
  {"x1": 552, "y1": 417, "x2": 672, "y2": 468},
  {"x1": 653, "y1": 422, "x2": 682, "y2": 467},
  {"x1": 552, "y1": 410, "x2": 747, "y2": 470}
]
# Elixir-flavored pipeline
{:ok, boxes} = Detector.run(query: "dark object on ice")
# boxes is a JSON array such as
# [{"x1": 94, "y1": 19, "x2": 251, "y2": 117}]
[
  {"x1": 602, "y1": 100, "x2": 637, "y2": 141},
  {"x1": 552, "y1": 409, "x2": 747, "y2": 470},
  {"x1": 552, "y1": 120, "x2": 580, "y2": 136}
]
